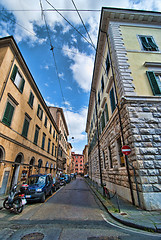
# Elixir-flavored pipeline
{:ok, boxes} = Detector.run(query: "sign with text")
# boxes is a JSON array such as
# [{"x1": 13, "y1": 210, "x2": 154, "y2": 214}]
[{"x1": 121, "y1": 145, "x2": 131, "y2": 156}]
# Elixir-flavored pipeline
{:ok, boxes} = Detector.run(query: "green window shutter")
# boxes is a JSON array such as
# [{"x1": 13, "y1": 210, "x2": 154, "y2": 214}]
[
  {"x1": 22, "y1": 118, "x2": 29, "y2": 138},
  {"x1": 11, "y1": 65, "x2": 18, "y2": 82},
  {"x1": 101, "y1": 76, "x2": 104, "y2": 92},
  {"x1": 34, "y1": 127, "x2": 39, "y2": 145},
  {"x1": 140, "y1": 37, "x2": 151, "y2": 50},
  {"x1": 101, "y1": 112, "x2": 105, "y2": 131},
  {"x1": 37, "y1": 104, "x2": 40, "y2": 116},
  {"x1": 41, "y1": 109, "x2": 43, "y2": 120},
  {"x1": 106, "y1": 54, "x2": 110, "y2": 75},
  {"x1": 19, "y1": 78, "x2": 25, "y2": 93},
  {"x1": 42, "y1": 133, "x2": 46, "y2": 149},
  {"x1": 2, "y1": 102, "x2": 14, "y2": 126},
  {"x1": 29, "y1": 92, "x2": 34, "y2": 107},
  {"x1": 147, "y1": 38, "x2": 158, "y2": 50},
  {"x1": 146, "y1": 71, "x2": 161, "y2": 95},
  {"x1": 110, "y1": 88, "x2": 116, "y2": 113},
  {"x1": 105, "y1": 103, "x2": 109, "y2": 122}
]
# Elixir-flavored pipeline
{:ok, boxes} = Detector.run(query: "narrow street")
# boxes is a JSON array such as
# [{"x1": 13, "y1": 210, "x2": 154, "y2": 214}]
[{"x1": 0, "y1": 177, "x2": 160, "y2": 240}]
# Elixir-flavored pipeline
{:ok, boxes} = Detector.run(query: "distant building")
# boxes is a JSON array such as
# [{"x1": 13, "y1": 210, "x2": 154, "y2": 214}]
[
  {"x1": 0, "y1": 36, "x2": 59, "y2": 195},
  {"x1": 83, "y1": 145, "x2": 88, "y2": 175},
  {"x1": 86, "y1": 8, "x2": 161, "y2": 210},
  {"x1": 49, "y1": 107, "x2": 69, "y2": 174},
  {"x1": 71, "y1": 152, "x2": 84, "y2": 175}
]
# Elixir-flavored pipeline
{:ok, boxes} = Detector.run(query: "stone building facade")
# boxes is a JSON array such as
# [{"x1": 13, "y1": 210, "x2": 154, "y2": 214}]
[
  {"x1": 86, "y1": 8, "x2": 161, "y2": 210},
  {"x1": 0, "y1": 36, "x2": 59, "y2": 195},
  {"x1": 49, "y1": 107, "x2": 69, "y2": 174}
]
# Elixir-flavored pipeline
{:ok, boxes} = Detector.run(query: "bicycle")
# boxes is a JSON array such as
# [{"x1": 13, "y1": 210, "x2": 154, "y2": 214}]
[{"x1": 103, "y1": 183, "x2": 116, "y2": 200}]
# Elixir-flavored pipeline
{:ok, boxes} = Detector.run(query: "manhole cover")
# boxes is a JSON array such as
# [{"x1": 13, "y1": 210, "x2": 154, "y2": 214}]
[{"x1": 21, "y1": 232, "x2": 44, "y2": 240}]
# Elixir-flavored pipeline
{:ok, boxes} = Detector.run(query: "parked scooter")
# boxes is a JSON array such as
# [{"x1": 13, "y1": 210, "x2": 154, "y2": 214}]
[{"x1": 3, "y1": 183, "x2": 27, "y2": 214}]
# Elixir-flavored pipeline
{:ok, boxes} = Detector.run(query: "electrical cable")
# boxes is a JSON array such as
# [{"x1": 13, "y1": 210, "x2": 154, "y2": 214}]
[
  {"x1": 39, "y1": 0, "x2": 69, "y2": 121},
  {"x1": 0, "y1": 9, "x2": 101, "y2": 12},
  {"x1": 71, "y1": 0, "x2": 96, "y2": 50}
]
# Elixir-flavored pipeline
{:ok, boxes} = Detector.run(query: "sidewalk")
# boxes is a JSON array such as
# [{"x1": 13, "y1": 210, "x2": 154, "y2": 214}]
[{"x1": 86, "y1": 178, "x2": 161, "y2": 233}]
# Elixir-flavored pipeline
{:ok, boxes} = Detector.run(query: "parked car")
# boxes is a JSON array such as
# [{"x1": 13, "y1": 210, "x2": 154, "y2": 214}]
[
  {"x1": 84, "y1": 174, "x2": 89, "y2": 178},
  {"x1": 21, "y1": 174, "x2": 53, "y2": 203},
  {"x1": 64, "y1": 174, "x2": 71, "y2": 183},
  {"x1": 52, "y1": 177, "x2": 60, "y2": 191},
  {"x1": 59, "y1": 176, "x2": 66, "y2": 186}
]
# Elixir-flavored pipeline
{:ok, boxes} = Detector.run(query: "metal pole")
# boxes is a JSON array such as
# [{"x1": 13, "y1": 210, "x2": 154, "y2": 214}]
[{"x1": 101, "y1": 30, "x2": 135, "y2": 205}]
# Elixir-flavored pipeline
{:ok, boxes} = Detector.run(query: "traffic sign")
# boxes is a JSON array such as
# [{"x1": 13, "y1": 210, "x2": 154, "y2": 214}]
[{"x1": 121, "y1": 145, "x2": 131, "y2": 155}]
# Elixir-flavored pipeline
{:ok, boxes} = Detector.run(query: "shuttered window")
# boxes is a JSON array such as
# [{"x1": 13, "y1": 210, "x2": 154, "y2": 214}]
[
  {"x1": 11, "y1": 64, "x2": 25, "y2": 93},
  {"x1": 101, "y1": 111, "x2": 105, "y2": 132},
  {"x1": 37, "y1": 104, "x2": 43, "y2": 120},
  {"x1": 44, "y1": 116, "x2": 47, "y2": 127},
  {"x1": 52, "y1": 143, "x2": 55, "y2": 156},
  {"x1": 2, "y1": 101, "x2": 15, "y2": 127},
  {"x1": 140, "y1": 36, "x2": 158, "y2": 51},
  {"x1": 101, "y1": 76, "x2": 104, "y2": 93},
  {"x1": 22, "y1": 115, "x2": 30, "y2": 138},
  {"x1": 28, "y1": 92, "x2": 34, "y2": 108},
  {"x1": 146, "y1": 71, "x2": 161, "y2": 95},
  {"x1": 33, "y1": 125, "x2": 40, "y2": 145},
  {"x1": 110, "y1": 88, "x2": 116, "y2": 113},
  {"x1": 106, "y1": 54, "x2": 110, "y2": 75},
  {"x1": 47, "y1": 139, "x2": 51, "y2": 153},
  {"x1": 41, "y1": 133, "x2": 46, "y2": 150},
  {"x1": 105, "y1": 103, "x2": 109, "y2": 123}
]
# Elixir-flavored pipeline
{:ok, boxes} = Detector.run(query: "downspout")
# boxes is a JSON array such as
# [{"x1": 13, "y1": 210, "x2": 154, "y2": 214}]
[{"x1": 101, "y1": 30, "x2": 135, "y2": 205}]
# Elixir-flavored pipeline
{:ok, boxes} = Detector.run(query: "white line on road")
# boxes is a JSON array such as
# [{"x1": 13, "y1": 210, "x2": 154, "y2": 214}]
[{"x1": 101, "y1": 213, "x2": 161, "y2": 238}]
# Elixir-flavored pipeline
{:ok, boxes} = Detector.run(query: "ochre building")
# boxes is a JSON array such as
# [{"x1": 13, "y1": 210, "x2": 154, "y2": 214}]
[{"x1": 0, "y1": 36, "x2": 59, "y2": 195}]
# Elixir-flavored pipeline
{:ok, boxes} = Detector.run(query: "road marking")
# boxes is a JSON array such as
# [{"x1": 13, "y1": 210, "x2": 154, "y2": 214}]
[
  {"x1": 101, "y1": 213, "x2": 161, "y2": 237},
  {"x1": 45, "y1": 187, "x2": 63, "y2": 203}
]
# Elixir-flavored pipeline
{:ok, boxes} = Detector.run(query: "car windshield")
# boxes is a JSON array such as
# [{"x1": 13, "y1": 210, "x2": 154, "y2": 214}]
[{"x1": 27, "y1": 176, "x2": 46, "y2": 185}]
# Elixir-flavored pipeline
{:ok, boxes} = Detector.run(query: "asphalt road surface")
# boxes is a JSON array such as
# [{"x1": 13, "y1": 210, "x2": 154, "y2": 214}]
[{"x1": 0, "y1": 176, "x2": 160, "y2": 240}]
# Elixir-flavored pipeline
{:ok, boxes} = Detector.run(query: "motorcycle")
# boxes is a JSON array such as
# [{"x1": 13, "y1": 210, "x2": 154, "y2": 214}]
[{"x1": 3, "y1": 183, "x2": 27, "y2": 214}]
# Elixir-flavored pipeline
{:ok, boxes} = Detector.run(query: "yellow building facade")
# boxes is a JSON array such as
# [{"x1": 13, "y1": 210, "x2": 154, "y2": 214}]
[
  {"x1": 0, "y1": 36, "x2": 59, "y2": 195},
  {"x1": 86, "y1": 8, "x2": 161, "y2": 210}
]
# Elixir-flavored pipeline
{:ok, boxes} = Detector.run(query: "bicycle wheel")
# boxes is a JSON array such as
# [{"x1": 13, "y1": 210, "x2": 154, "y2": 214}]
[{"x1": 104, "y1": 189, "x2": 110, "y2": 199}]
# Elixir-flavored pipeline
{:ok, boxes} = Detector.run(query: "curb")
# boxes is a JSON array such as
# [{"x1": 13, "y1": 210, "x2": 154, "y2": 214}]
[{"x1": 86, "y1": 180, "x2": 160, "y2": 233}]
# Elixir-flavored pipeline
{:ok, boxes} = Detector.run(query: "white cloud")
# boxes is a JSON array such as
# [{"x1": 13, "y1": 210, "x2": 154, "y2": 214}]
[
  {"x1": 58, "y1": 72, "x2": 65, "y2": 80},
  {"x1": 45, "y1": 83, "x2": 49, "y2": 87},
  {"x1": 64, "y1": 107, "x2": 88, "y2": 142},
  {"x1": 62, "y1": 44, "x2": 94, "y2": 92},
  {"x1": 66, "y1": 86, "x2": 72, "y2": 91}
]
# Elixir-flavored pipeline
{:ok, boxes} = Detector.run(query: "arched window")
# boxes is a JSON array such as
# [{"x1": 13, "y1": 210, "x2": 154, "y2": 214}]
[{"x1": 0, "y1": 145, "x2": 5, "y2": 161}]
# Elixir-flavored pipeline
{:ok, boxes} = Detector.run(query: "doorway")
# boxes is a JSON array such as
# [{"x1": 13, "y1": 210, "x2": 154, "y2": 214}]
[{"x1": 10, "y1": 153, "x2": 23, "y2": 188}]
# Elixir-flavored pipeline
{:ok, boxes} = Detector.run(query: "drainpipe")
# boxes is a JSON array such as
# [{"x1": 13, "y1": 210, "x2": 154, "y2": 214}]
[{"x1": 101, "y1": 30, "x2": 135, "y2": 205}]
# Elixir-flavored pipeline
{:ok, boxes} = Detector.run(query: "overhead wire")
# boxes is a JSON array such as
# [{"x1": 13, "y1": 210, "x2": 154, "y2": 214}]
[
  {"x1": 39, "y1": 0, "x2": 69, "y2": 118},
  {"x1": 0, "y1": 9, "x2": 101, "y2": 12}
]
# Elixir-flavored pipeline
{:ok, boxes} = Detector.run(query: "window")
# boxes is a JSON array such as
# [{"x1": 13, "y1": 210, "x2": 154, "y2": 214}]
[
  {"x1": 101, "y1": 76, "x2": 104, "y2": 93},
  {"x1": 55, "y1": 146, "x2": 57, "y2": 157},
  {"x1": 49, "y1": 124, "x2": 52, "y2": 134},
  {"x1": 105, "y1": 103, "x2": 109, "y2": 123},
  {"x1": 47, "y1": 139, "x2": 51, "y2": 153},
  {"x1": 22, "y1": 114, "x2": 31, "y2": 138},
  {"x1": 28, "y1": 92, "x2": 34, "y2": 108},
  {"x1": 53, "y1": 130, "x2": 55, "y2": 138},
  {"x1": 110, "y1": 88, "x2": 116, "y2": 113},
  {"x1": 11, "y1": 64, "x2": 25, "y2": 93},
  {"x1": 108, "y1": 146, "x2": 113, "y2": 168},
  {"x1": 117, "y1": 137, "x2": 125, "y2": 167},
  {"x1": 139, "y1": 36, "x2": 158, "y2": 51},
  {"x1": 101, "y1": 111, "x2": 105, "y2": 132},
  {"x1": 98, "y1": 91, "x2": 100, "y2": 105},
  {"x1": 37, "y1": 104, "x2": 43, "y2": 120},
  {"x1": 102, "y1": 150, "x2": 106, "y2": 169},
  {"x1": 52, "y1": 143, "x2": 55, "y2": 156},
  {"x1": 2, "y1": 101, "x2": 15, "y2": 127},
  {"x1": 106, "y1": 54, "x2": 110, "y2": 75},
  {"x1": 146, "y1": 71, "x2": 161, "y2": 95},
  {"x1": 44, "y1": 116, "x2": 47, "y2": 127},
  {"x1": 41, "y1": 133, "x2": 46, "y2": 150},
  {"x1": 33, "y1": 125, "x2": 40, "y2": 145}
]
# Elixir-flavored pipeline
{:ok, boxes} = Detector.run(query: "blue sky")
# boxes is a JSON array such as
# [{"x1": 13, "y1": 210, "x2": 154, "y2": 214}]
[{"x1": 0, "y1": 0, "x2": 160, "y2": 153}]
